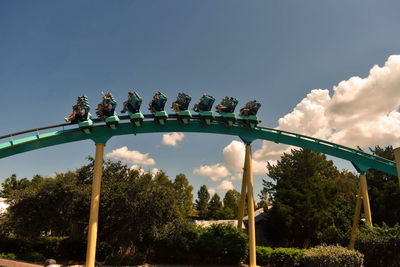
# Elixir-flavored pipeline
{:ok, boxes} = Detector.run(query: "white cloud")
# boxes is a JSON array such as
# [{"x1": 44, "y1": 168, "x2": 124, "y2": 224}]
[
  {"x1": 130, "y1": 165, "x2": 159, "y2": 177},
  {"x1": 208, "y1": 180, "x2": 235, "y2": 195},
  {"x1": 198, "y1": 55, "x2": 400, "y2": 175},
  {"x1": 193, "y1": 163, "x2": 231, "y2": 181},
  {"x1": 276, "y1": 55, "x2": 400, "y2": 148},
  {"x1": 223, "y1": 140, "x2": 267, "y2": 175},
  {"x1": 106, "y1": 146, "x2": 155, "y2": 165},
  {"x1": 162, "y1": 132, "x2": 185, "y2": 146}
]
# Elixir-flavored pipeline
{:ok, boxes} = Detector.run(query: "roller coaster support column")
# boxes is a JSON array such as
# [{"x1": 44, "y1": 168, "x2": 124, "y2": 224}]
[
  {"x1": 394, "y1": 147, "x2": 400, "y2": 185},
  {"x1": 360, "y1": 173, "x2": 372, "y2": 227},
  {"x1": 245, "y1": 144, "x2": 257, "y2": 267},
  {"x1": 85, "y1": 143, "x2": 105, "y2": 267},
  {"x1": 237, "y1": 151, "x2": 248, "y2": 229},
  {"x1": 348, "y1": 186, "x2": 362, "y2": 250}
]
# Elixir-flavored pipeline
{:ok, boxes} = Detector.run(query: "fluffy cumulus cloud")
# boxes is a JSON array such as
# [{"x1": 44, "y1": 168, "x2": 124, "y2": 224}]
[
  {"x1": 193, "y1": 163, "x2": 231, "y2": 181},
  {"x1": 106, "y1": 146, "x2": 155, "y2": 165},
  {"x1": 208, "y1": 180, "x2": 235, "y2": 195},
  {"x1": 193, "y1": 141, "x2": 266, "y2": 182},
  {"x1": 278, "y1": 55, "x2": 400, "y2": 148},
  {"x1": 195, "y1": 55, "x2": 400, "y2": 177},
  {"x1": 162, "y1": 132, "x2": 185, "y2": 146}
]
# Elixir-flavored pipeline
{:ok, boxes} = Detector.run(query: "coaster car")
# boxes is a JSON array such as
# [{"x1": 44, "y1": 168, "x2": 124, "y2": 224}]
[
  {"x1": 96, "y1": 92, "x2": 120, "y2": 129},
  {"x1": 149, "y1": 92, "x2": 168, "y2": 125},
  {"x1": 172, "y1": 93, "x2": 192, "y2": 125},
  {"x1": 64, "y1": 96, "x2": 94, "y2": 134},
  {"x1": 215, "y1": 96, "x2": 238, "y2": 126},
  {"x1": 122, "y1": 92, "x2": 144, "y2": 127},
  {"x1": 193, "y1": 94, "x2": 215, "y2": 125},
  {"x1": 239, "y1": 100, "x2": 261, "y2": 129}
]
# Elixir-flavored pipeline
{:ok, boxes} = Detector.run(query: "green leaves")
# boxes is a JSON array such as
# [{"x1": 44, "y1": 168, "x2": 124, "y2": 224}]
[{"x1": 264, "y1": 149, "x2": 357, "y2": 247}]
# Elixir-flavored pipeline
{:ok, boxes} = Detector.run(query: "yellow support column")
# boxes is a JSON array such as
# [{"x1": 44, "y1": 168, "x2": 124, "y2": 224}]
[
  {"x1": 394, "y1": 147, "x2": 400, "y2": 185},
  {"x1": 85, "y1": 143, "x2": 105, "y2": 267},
  {"x1": 348, "y1": 186, "x2": 362, "y2": 250},
  {"x1": 360, "y1": 173, "x2": 372, "y2": 227},
  {"x1": 237, "y1": 152, "x2": 248, "y2": 229},
  {"x1": 245, "y1": 144, "x2": 257, "y2": 267}
]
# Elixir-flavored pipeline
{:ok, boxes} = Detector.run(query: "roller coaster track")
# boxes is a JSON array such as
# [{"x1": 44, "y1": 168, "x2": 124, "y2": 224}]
[{"x1": 0, "y1": 114, "x2": 397, "y2": 176}]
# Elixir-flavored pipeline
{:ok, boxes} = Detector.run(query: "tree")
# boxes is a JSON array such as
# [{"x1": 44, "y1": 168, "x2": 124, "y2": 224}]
[
  {"x1": 222, "y1": 189, "x2": 241, "y2": 219},
  {"x1": 263, "y1": 148, "x2": 357, "y2": 247},
  {"x1": 0, "y1": 158, "x2": 195, "y2": 258},
  {"x1": 173, "y1": 174, "x2": 194, "y2": 216},
  {"x1": 365, "y1": 146, "x2": 400, "y2": 226},
  {"x1": 207, "y1": 193, "x2": 223, "y2": 219},
  {"x1": 195, "y1": 185, "x2": 210, "y2": 218}
]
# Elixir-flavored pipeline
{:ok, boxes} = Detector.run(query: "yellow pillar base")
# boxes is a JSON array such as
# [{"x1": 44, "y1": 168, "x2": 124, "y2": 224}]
[
  {"x1": 85, "y1": 143, "x2": 105, "y2": 267},
  {"x1": 245, "y1": 144, "x2": 257, "y2": 267}
]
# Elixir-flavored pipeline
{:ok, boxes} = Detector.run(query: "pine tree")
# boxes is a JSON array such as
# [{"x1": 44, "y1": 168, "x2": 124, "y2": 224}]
[
  {"x1": 195, "y1": 185, "x2": 210, "y2": 218},
  {"x1": 207, "y1": 193, "x2": 223, "y2": 219}
]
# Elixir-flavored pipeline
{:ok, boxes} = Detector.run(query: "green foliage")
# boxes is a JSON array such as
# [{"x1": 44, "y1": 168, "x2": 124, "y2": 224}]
[
  {"x1": 356, "y1": 224, "x2": 400, "y2": 267},
  {"x1": 207, "y1": 193, "x2": 223, "y2": 219},
  {"x1": 195, "y1": 185, "x2": 210, "y2": 218},
  {"x1": 173, "y1": 174, "x2": 194, "y2": 216},
  {"x1": 194, "y1": 223, "x2": 248, "y2": 264},
  {"x1": 365, "y1": 146, "x2": 400, "y2": 226},
  {"x1": 264, "y1": 149, "x2": 357, "y2": 247},
  {"x1": 256, "y1": 246, "x2": 304, "y2": 267},
  {"x1": 222, "y1": 189, "x2": 240, "y2": 219},
  {"x1": 303, "y1": 245, "x2": 363, "y2": 267},
  {"x1": 0, "y1": 158, "x2": 195, "y2": 261},
  {"x1": 0, "y1": 252, "x2": 17, "y2": 260}
]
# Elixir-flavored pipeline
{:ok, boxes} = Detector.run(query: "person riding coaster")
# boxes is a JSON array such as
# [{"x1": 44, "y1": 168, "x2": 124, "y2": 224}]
[
  {"x1": 96, "y1": 92, "x2": 120, "y2": 129},
  {"x1": 215, "y1": 96, "x2": 238, "y2": 113},
  {"x1": 193, "y1": 94, "x2": 215, "y2": 112},
  {"x1": 171, "y1": 93, "x2": 191, "y2": 112},
  {"x1": 149, "y1": 92, "x2": 168, "y2": 125},
  {"x1": 239, "y1": 100, "x2": 261, "y2": 116},
  {"x1": 121, "y1": 91, "x2": 144, "y2": 127},
  {"x1": 239, "y1": 100, "x2": 261, "y2": 128},
  {"x1": 96, "y1": 92, "x2": 117, "y2": 120},
  {"x1": 215, "y1": 96, "x2": 238, "y2": 126},
  {"x1": 172, "y1": 93, "x2": 192, "y2": 124},
  {"x1": 64, "y1": 96, "x2": 91, "y2": 124},
  {"x1": 121, "y1": 92, "x2": 142, "y2": 114},
  {"x1": 149, "y1": 92, "x2": 167, "y2": 112},
  {"x1": 64, "y1": 95, "x2": 93, "y2": 133},
  {"x1": 193, "y1": 94, "x2": 215, "y2": 125}
]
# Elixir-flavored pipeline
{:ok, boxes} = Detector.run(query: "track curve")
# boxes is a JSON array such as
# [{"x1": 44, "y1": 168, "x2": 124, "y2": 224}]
[{"x1": 0, "y1": 115, "x2": 397, "y2": 176}]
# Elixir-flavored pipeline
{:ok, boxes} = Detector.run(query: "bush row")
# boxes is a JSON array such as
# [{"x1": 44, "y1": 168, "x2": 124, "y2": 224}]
[
  {"x1": 356, "y1": 224, "x2": 400, "y2": 267},
  {"x1": 256, "y1": 245, "x2": 363, "y2": 267},
  {"x1": 0, "y1": 224, "x2": 248, "y2": 265}
]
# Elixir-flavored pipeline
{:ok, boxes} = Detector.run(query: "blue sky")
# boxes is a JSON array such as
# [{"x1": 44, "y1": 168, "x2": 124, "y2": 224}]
[{"x1": 1, "y1": 1, "x2": 400, "y2": 200}]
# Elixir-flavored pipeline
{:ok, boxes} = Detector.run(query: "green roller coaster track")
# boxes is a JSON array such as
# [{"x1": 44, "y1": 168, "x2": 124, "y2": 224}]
[{"x1": 0, "y1": 114, "x2": 397, "y2": 176}]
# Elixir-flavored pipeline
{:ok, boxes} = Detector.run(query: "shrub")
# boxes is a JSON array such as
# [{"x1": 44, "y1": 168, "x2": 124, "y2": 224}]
[
  {"x1": 356, "y1": 224, "x2": 400, "y2": 267},
  {"x1": 0, "y1": 252, "x2": 17, "y2": 260},
  {"x1": 303, "y1": 245, "x2": 363, "y2": 267},
  {"x1": 105, "y1": 253, "x2": 146, "y2": 265},
  {"x1": 256, "y1": 246, "x2": 304, "y2": 267},
  {"x1": 194, "y1": 223, "x2": 248, "y2": 264}
]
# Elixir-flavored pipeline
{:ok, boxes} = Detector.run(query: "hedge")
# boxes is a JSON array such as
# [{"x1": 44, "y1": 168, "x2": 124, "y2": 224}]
[
  {"x1": 303, "y1": 245, "x2": 363, "y2": 267},
  {"x1": 356, "y1": 224, "x2": 400, "y2": 267},
  {"x1": 256, "y1": 246, "x2": 304, "y2": 267}
]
